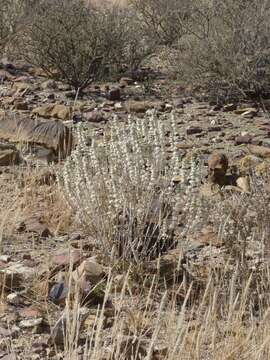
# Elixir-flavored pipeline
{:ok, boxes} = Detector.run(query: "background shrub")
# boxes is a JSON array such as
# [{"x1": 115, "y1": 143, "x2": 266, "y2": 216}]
[
  {"x1": 19, "y1": 0, "x2": 152, "y2": 92},
  {"x1": 130, "y1": 0, "x2": 190, "y2": 46},
  {"x1": 0, "y1": 0, "x2": 25, "y2": 56},
  {"x1": 20, "y1": 0, "x2": 107, "y2": 92},
  {"x1": 169, "y1": 0, "x2": 270, "y2": 100}
]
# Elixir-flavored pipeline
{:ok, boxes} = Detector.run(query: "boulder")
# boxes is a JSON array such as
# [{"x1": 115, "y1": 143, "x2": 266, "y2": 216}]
[
  {"x1": 0, "y1": 144, "x2": 20, "y2": 166},
  {"x1": 0, "y1": 116, "x2": 73, "y2": 158},
  {"x1": 32, "y1": 104, "x2": 71, "y2": 120},
  {"x1": 208, "y1": 152, "x2": 229, "y2": 186}
]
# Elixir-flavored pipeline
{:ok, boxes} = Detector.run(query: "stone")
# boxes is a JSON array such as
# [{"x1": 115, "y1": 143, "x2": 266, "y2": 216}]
[
  {"x1": 235, "y1": 135, "x2": 252, "y2": 145},
  {"x1": 0, "y1": 262, "x2": 36, "y2": 289},
  {"x1": 32, "y1": 104, "x2": 71, "y2": 120},
  {"x1": 19, "y1": 306, "x2": 43, "y2": 319},
  {"x1": 18, "y1": 217, "x2": 51, "y2": 238},
  {"x1": 172, "y1": 98, "x2": 184, "y2": 109},
  {"x1": 14, "y1": 101, "x2": 29, "y2": 111},
  {"x1": 72, "y1": 257, "x2": 104, "y2": 288},
  {"x1": 186, "y1": 126, "x2": 203, "y2": 135},
  {"x1": 19, "y1": 318, "x2": 43, "y2": 329},
  {"x1": 84, "y1": 111, "x2": 107, "y2": 123},
  {"x1": 208, "y1": 152, "x2": 228, "y2": 186},
  {"x1": 0, "y1": 117, "x2": 73, "y2": 158},
  {"x1": 223, "y1": 103, "x2": 237, "y2": 112},
  {"x1": 40, "y1": 79, "x2": 57, "y2": 90},
  {"x1": 0, "y1": 255, "x2": 11, "y2": 263},
  {"x1": 13, "y1": 82, "x2": 33, "y2": 96},
  {"x1": 246, "y1": 145, "x2": 270, "y2": 158},
  {"x1": 236, "y1": 176, "x2": 251, "y2": 193},
  {"x1": 52, "y1": 248, "x2": 82, "y2": 267},
  {"x1": 119, "y1": 77, "x2": 133, "y2": 87},
  {"x1": 106, "y1": 87, "x2": 121, "y2": 101},
  {"x1": 49, "y1": 282, "x2": 69, "y2": 305},
  {"x1": 7, "y1": 293, "x2": 21, "y2": 305},
  {"x1": 234, "y1": 107, "x2": 258, "y2": 116},
  {"x1": 0, "y1": 144, "x2": 20, "y2": 166},
  {"x1": 125, "y1": 100, "x2": 163, "y2": 113}
]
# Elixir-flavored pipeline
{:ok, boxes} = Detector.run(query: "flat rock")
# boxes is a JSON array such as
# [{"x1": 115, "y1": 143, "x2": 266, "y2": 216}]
[
  {"x1": 186, "y1": 126, "x2": 203, "y2": 135},
  {"x1": 19, "y1": 318, "x2": 43, "y2": 329},
  {"x1": 32, "y1": 104, "x2": 71, "y2": 120},
  {"x1": 125, "y1": 100, "x2": 164, "y2": 113},
  {"x1": 235, "y1": 135, "x2": 253, "y2": 145}
]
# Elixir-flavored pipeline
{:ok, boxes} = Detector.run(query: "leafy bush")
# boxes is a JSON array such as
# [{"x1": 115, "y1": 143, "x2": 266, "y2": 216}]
[
  {"x1": 58, "y1": 112, "x2": 202, "y2": 263},
  {"x1": 170, "y1": 0, "x2": 270, "y2": 100}
]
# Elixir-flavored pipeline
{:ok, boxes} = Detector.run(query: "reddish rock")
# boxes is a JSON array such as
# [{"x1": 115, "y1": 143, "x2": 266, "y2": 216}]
[
  {"x1": 106, "y1": 87, "x2": 121, "y2": 101},
  {"x1": 19, "y1": 306, "x2": 43, "y2": 319},
  {"x1": 52, "y1": 248, "x2": 82, "y2": 267}
]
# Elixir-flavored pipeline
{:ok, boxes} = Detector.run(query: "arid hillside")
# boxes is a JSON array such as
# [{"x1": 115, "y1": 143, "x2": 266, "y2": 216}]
[{"x1": 0, "y1": 1, "x2": 270, "y2": 359}]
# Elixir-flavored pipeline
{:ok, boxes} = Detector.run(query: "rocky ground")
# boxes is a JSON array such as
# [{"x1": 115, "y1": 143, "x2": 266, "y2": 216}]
[{"x1": 0, "y1": 60, "x2": 270, "y2": 359}]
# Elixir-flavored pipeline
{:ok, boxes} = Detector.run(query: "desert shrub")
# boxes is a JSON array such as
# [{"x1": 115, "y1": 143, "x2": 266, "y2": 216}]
[
  {"x1": 215, "y1": 176, "x2": 270, "y2": 261},
  {"x1": 58, "y1": 112, "x2": 203, "y2": 263},
  {"x1": 20, "y1": 0, "x2": 107, "y2": 92},
  {"x1": 19, "y1": 0, "x2": 151, "y2": 91},
  {"x1": 170, "y1": 0, "x2": 270, "y2": 100},
  {"x1": 0, "y1": 0, "x2": 25, "y2": 55},
  {"x1": 97, "y1": 6, "x2": 154, "y2": 75},
  {"x1": 130, "y1": 0, "x2": 190, "y2": 46}
]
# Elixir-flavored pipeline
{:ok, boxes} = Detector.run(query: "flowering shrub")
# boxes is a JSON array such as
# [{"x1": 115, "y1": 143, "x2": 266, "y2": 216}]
[{"x1": 58, "y1": 112, "x2": 202, "y2": 262}]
